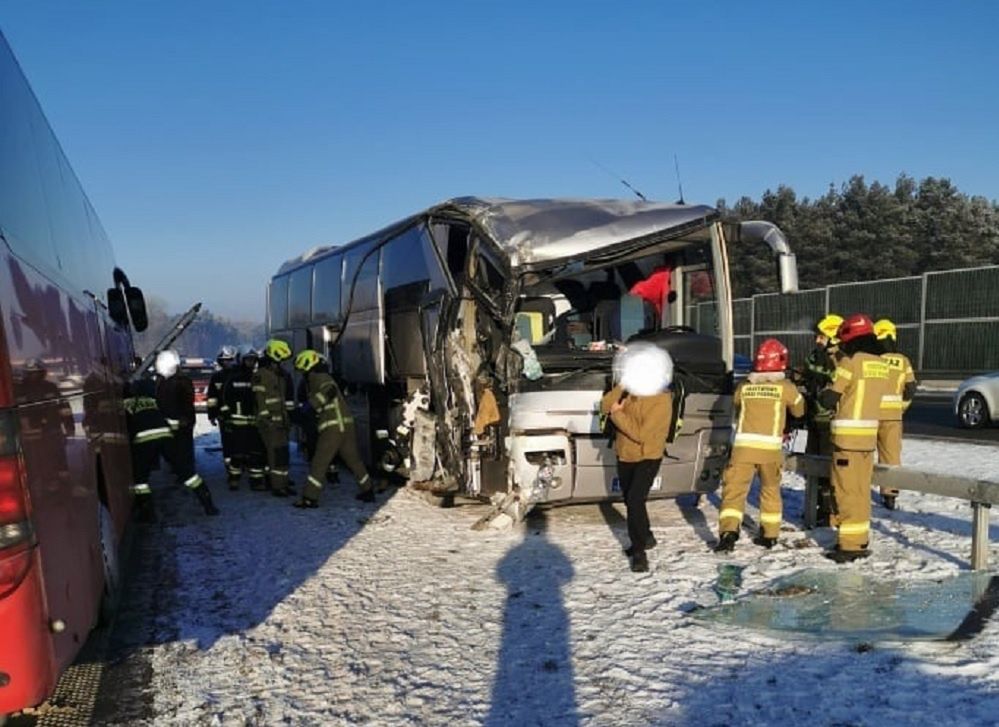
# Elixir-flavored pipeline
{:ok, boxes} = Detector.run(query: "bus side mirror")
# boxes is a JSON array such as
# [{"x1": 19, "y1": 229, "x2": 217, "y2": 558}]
[
  {"x1": 126, "y1": 286, "x2": 149, "y2": 332},
  {"x1": 777, "y1": 253, "x2": 799, "y2": 294},
  {"x1": 107, "y1": 288, "x2": 130, "y2": 327}
]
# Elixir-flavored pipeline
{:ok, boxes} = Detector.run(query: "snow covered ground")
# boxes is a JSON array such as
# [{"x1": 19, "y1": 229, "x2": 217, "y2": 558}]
[{"x1": 98, "y1": 419, "x2": 999, "y2": 726}]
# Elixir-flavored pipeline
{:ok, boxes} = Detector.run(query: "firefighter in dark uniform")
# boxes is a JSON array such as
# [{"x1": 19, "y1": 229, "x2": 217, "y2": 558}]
[
  {"x1": 254, "y1": 339, "x2": 294, "y2": 497},
  {"x1": 798, "y1": 313, "x2": 843, "y2": 526},
  {"x1": 292, "y1": 349, "x2": 375, "y2": 508},
  {"x1": 125, "y1": 376, "x2": 219, "y2": 521},
  {"x1": 221, "y1": 347, "x2": 268, "y2": 489},
  {"x1": 296, "y1": 362, "x2": 339, "y2": 485},
  {"x1": 207, "y1": 345, "x2": 241, "y2": 483}
]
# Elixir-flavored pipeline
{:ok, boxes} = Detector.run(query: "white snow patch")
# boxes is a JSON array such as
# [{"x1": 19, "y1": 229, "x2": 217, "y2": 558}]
[{"x1": 112, "y1": 421, "x2": 999, "y2": 725}]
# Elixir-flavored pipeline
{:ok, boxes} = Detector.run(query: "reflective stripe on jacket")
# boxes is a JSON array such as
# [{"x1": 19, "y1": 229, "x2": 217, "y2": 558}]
[
  {"x1": 731, "y1": 373, "x2": 805, "y2": 464},
  {"x1": 829, "y1": 352, "x2": 890, "y2": 451},
  {"x1": 879, "y1": 352, "x2": 916, "y2": 422}
]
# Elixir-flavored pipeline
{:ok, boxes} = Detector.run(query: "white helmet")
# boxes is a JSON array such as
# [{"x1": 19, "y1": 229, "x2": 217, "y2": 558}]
[
  {"x1": 613, "y1": 342, "x2": 673, "y2": 396},
  {"x1": 154, "y1": 349, "x2": 181, "y2": 379}
]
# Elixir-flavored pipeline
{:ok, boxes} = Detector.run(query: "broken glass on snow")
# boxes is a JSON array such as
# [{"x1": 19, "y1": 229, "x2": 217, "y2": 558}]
[{"x1": 693, "y1": 568, "x2": 999, "y2": 642}]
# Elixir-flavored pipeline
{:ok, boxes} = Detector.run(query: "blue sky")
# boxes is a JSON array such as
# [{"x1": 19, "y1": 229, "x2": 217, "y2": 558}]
[{"x1": 2, "y1": 1, "x2": 997, "y2": 320}]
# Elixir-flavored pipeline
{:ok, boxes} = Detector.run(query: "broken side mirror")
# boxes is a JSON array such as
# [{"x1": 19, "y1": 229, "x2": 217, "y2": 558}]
[
  {"x1": 107, "y1": 287, "x2": 129, "y2": 327},
  {"x1": 126, "y1": 286, "x2": 149, "y2": 332}
]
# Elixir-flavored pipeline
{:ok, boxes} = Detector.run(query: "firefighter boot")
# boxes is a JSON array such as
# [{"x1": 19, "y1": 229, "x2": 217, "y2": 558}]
[
  {"x1": 195, "y1": 485, "x2": 220, "y2": 516},
  {"x1": 713, "y1": 531, "x2": 739, "y2": 554},
  {"x1": 355, "y1": 488, "x2": 376, "y2": 503},
  {"x1": 824, "y1": 545, "x2": 870, "y2": 564},
  {"x1": 881, "y1": 493, "x2": 897, "y2": 511},
  {"x1": 293, "y1": 496, "x2": 319, "y2": 509},
  {"x1": 753, "y1": 533, "x2": 778, "y2": 549}
]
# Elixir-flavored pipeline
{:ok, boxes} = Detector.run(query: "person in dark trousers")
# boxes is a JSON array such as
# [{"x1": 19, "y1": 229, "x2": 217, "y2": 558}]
[
  {"x1": 125, "y1": 374, "x2": 219, "y2": 520},
  {"x1": 207, "y1": 345, "x2": 241, "y2": 483},
  {"x1": 599, "y1": 342, "x2": 674, "y2": 573},
  {"x1": 254, "y1": 339, "x2": 294, "y2": 497},
  {"x1": 797, "y1": 314, "x2": 843, "y2": 526},
  {"x1": 291, "y1": 349, "x2": 375, "y2": 508},
  {"x1": 222, "y1": 347, "x2": 268, "y2": 490}
]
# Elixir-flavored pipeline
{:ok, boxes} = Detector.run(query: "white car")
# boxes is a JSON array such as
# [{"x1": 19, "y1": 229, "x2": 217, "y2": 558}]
[{"x1": 954, "y1": 372, "x2": 999, "y2": 428}]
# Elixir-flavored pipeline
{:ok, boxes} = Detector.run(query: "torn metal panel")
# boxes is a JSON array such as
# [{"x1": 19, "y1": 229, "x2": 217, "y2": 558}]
[
  {"x1": 444, "y1": 198, "x2": 718, "y2": 269},
  {"x1": 694, "y1": 569, "x2": 999, "y2": 642}
]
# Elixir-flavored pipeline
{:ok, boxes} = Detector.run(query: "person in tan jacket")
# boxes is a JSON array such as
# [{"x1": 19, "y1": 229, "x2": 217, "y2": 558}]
[
  {"x1": 714, "y1": 338, "x2": 805, "y2": 553},
  {"x1": 873, "y1": 318, "x2": 917, "y2": 510},
  {"x1": 816, "y1": 314, "x2": 891, "y2": 562},
  {"x1": 600, "y1": 342, "x2": 674, "y2": 573}
]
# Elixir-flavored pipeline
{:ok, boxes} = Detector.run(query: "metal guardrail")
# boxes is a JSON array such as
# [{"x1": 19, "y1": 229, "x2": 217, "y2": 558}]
[{"x1": 788, "y1": 454, "x2": 996, "y2": 570}]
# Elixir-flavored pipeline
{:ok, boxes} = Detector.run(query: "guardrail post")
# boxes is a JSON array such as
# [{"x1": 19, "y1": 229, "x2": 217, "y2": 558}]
[
  {"x1": 803, "y1": 473, "x2": 818, "y2": 530},
  {"x1": 971, "y1": 502, "x2": 991, "y2": 571}
]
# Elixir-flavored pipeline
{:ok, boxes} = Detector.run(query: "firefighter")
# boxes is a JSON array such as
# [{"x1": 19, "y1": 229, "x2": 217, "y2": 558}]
[
  {"x1": 798, "y1": 313, "x2": 843, "y2": 526},
  {"x1": 207, "y1": 345, "x2": 241, "y2": 484},
  {"x1": 222, "y1": 347, "x2": 268, "y2": 489},
  {"x1": 874, "y1": 318, "x2": 917, "y2": 510},
  {"x1": 124, "y1": 376, "x2": 218, "y2": 521},
  {"x1": 254, "y1": 339, "x2": 294, "y2": 497},
  {"x1": 292, "y1": 349, "x2": 375, "y2": 508},
  {"x1": 154, "y1": 350, "x2": 219, "y2": 516},
  {"x1": 816, "y1": 314, "x2": 891, "y2": 562},
  {"x1": 599, "y1": 342, "x2": 673, "y2": 574},
  {"x1": 714, "y1": 338, "x2": 805, "y2": 553}
]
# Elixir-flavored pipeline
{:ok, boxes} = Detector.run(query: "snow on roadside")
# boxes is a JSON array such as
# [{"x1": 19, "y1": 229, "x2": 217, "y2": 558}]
[{"x1": 107, "y1": 424, "x2": 999, "y2": 726}]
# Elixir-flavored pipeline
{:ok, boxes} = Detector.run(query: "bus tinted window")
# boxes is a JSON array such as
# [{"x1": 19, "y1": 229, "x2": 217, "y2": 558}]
[
  {"x1": 269, "y1": 275, "x2": 289, "y2": 330},
  {"x1": 288, "y1": 266, "x2": 313, "y2": 326},
  {"x1": 342, "y1": 246, "x2": 379, "y2": 312},
  {"x1": 382, "y1": 225, "x2": 447, "y2": 294},
  {"x1": 313, "y1": 255, "x2": 342, "y2": 323}
]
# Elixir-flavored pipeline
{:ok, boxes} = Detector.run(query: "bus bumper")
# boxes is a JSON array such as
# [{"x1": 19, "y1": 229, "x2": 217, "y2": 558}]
[{"x1": 0, "y1": 549, "x2": 55, "y2": 715}]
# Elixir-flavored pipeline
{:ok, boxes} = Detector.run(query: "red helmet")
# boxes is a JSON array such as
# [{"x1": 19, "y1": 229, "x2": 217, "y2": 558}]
[
  {"x1": 753, "y1": 338, "x2": 789, "y2": 373},
  {"x1": 837, "y1": 314, "x2": 875, "y2": 343}
]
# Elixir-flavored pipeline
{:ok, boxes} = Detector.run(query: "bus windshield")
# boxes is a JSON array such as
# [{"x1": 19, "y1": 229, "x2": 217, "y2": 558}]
[{"x1": 516, "y1": 239, "x2": 721, "y2": 354}]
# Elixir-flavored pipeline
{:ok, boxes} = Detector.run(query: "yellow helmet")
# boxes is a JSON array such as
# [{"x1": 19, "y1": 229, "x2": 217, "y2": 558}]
[
  {"x1": 873, "y1": 318, "x2": 897, "y2": 341},
  {"x1": 816, "y1": 314, "x2": 844, "y2": 340},
  {"x1": 264, "y1": 338, "x2": 292, "y2": 362},
  {"x1": 294, "y1": 349, "x2": 322, "y2": 372}
]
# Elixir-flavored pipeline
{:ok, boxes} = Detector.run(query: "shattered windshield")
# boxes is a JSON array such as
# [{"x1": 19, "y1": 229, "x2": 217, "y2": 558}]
[{"x1": 516, "y1": 240, "x2": 718, "y2": 353}]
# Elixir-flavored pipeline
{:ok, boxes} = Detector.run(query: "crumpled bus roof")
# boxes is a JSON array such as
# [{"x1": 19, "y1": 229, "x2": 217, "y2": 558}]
[
  {"x1": 441, "y1": 197, "x2": 717, "y2": 268},
  {"x1": 277, "y1": 197, "x2": 717, "y2": 274}
]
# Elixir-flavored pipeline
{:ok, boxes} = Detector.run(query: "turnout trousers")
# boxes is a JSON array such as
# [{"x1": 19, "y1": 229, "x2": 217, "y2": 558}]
[
  {"x1": 303, "y1": 426, "x2": 372, "y2": 501},
  {"x1": 258, "y1": 423, "x2": 290, "y2": 492},
  {"x1": 876, "y1": 420, "x2": 903, "y2": 496},
  {"x1": 831, "y1": 448, "x2": 874, "y2": 552},
  {"x1": 806, "y1": 421, "x2": 836, "y2": 523},
  {"x1": 617, "y1": 458, "x2": 661, "y2": 555},
  {"x1": 230, "y1": 422, "x2": 267, "y2": 487},
  {"x1": 219, "y1": 420, "x2": 241, "y2": 477},
  {"x1": 718, "y1": 459, "x2": 784, "y2": 539}
]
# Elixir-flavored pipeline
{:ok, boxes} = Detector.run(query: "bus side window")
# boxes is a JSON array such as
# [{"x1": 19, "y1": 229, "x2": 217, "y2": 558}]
[{"x1": 446, "y1": 225, "x2": 468, "y2": 280}]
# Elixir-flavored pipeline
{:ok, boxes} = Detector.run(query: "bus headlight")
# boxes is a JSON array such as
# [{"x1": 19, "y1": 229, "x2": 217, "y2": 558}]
[{"x1": 537, "y1": 457, "x2": 562, "y2": 489}]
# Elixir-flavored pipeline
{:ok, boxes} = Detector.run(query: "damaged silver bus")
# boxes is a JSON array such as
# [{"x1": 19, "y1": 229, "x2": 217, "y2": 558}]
[{"x1": 268, "y1": 198, "x2": 797, "y2": 522}]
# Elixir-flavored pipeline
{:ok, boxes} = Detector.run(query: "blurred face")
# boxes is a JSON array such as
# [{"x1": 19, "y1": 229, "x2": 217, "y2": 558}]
[{"x1": 815, "y1": 334, "x2": 829, "y2": 347}]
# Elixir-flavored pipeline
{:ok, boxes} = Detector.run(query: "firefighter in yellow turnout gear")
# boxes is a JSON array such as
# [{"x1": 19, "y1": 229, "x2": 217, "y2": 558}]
[
  {"x1": 816, "y1": 314, "x2": 891, "y2": 562},
  {"x1": 292, "y1": 349, "x2": 375, "y2": 508},
  {"x1": 874, "y1": 318, "x2": 917, "y2": 510},
  {"x1": 715, "y1": 339, "x2": 804, "y2": 553}
]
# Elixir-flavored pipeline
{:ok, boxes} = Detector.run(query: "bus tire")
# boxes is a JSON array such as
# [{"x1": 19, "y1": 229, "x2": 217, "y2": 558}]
[{"x1": 97, "y1": 501, "x2": 121, "y2": 627}]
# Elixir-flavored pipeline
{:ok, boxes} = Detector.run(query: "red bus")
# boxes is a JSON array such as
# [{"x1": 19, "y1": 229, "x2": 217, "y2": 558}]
[{"x1": 0, "y1": 31, "x2": 148, "y2": 717}]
